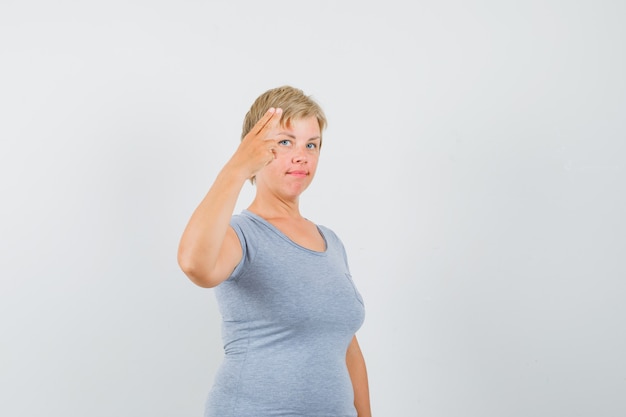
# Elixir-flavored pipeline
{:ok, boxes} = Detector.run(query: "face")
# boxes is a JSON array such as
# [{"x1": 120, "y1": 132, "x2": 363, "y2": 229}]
[{"x1": 255, "y1": 116, "x2": 321, "y2": 199}]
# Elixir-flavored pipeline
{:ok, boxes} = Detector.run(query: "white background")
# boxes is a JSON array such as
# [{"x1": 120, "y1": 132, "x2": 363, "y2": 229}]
[{"x1": 1, "y1": 1, "x2": 625, "y2": 416}]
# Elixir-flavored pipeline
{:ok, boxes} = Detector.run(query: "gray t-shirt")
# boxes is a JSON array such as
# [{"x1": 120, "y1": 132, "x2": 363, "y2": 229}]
[{"x1": 205, "y1": 210, "x2": 365, "y2": 417}]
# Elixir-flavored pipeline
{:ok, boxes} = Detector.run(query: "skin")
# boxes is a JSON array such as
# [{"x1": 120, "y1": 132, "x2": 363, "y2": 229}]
[{"x1": 178, "y1": 108, "x2": 372, "y2": 416}]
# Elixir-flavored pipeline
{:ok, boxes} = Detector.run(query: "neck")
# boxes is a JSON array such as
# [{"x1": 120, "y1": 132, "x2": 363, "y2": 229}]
[{"x1": 248, "y1": 194, "x2": 302, "y2": 220}]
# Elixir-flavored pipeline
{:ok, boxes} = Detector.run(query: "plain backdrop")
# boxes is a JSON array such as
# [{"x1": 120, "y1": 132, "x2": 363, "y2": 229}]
[{"x1": 1, "y1": 1, "x2": 625, "y2": 416}]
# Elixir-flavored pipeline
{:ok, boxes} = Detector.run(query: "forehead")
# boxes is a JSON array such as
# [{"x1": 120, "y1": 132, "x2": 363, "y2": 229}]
[{"x1": 280, "y1": 116, "x2": 321, "y2": 136}]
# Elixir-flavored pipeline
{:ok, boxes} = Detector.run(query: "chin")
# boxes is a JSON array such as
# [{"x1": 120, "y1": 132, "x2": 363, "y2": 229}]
[{"x1": 287, "y1": 184, "x2": 310, "y2": 197}]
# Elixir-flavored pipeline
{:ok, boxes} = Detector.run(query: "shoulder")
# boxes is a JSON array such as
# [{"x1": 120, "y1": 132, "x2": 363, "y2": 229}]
[
  {"x1": 230, "y1": 211, "x2": 262, "y2": 234},
  {"x1": 229, "y1": 210, "x2": 275, "y2": 248},
  {"x1": 316, "y1": 223, "x2": 345, "y2": 247},
  {"x1": 316, "y1": 223, "x2": 337, "y2": 238},
  {"x1": 230, "y1": 211, "x2": 252, "y2": 226}
]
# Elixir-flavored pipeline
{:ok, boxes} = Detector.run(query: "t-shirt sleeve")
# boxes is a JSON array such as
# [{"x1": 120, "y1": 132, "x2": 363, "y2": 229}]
[{"x1": 227, "y1": 215, "x2": 256, "y2": 281}]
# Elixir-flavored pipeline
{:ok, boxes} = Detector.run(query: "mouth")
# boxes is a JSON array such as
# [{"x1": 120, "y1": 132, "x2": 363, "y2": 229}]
[{"x1": 287, "y1": 170, "x2": 308, "y2": 178}]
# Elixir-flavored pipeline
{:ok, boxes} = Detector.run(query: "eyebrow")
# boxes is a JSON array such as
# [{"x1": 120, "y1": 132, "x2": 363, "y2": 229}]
[{"x1": 277, "y1": 132, "x2": 321, "y2": 141}]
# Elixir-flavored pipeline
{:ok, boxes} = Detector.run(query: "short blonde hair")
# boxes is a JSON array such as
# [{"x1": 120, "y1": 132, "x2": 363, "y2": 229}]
[{"x1": 241, "y1": 85, "x2": 327, "y2": 142}]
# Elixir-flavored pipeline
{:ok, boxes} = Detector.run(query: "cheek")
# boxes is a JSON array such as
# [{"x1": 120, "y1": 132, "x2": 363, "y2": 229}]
[
  {"x1": 309, "y1": 153, "x2": 320, "y2": 167},
  {"x1": 263, "y1": 156, "x2": 288, "y2": 175},
  {"x1": 307, "y1": 160, "x2": 319, "y2": 178}
]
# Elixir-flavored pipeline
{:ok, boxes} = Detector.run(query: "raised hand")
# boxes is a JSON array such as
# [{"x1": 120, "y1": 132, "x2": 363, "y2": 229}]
[{"x1": 230, "y1": 107, "x2": 283, "y2": 181}]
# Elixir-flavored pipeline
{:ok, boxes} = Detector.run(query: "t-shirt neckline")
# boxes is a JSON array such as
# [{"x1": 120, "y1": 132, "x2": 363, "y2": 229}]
[{"x1": 241, "y1": 209, "x2": 328, "y2": 255}]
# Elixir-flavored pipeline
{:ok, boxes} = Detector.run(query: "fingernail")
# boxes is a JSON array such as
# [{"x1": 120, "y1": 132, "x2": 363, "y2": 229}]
[{"x1": 268, "y1": 107, "x2": 275, "y2": 113}]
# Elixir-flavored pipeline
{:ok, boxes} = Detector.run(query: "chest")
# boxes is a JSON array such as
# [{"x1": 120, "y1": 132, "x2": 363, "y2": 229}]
[
  {"x1": 267, "y1": 218, "x2": 326, "y2": 252},
  {"x1": 217, "y1": 240, "x2": 364, "y2": 328}
]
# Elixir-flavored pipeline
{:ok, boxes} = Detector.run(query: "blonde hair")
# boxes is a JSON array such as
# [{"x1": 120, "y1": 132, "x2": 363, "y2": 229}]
[{"x1": 241, "y1": 85, "x2": 327, "y2": 142}]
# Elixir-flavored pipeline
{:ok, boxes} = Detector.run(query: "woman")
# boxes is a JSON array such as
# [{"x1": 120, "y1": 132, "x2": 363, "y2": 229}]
[{"x1": 178, "y1": 86, "x2": 371, "y2": 417}]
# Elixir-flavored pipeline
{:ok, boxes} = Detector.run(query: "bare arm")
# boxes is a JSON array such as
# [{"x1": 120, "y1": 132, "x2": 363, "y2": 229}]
[
  {"x1": 177, "y1": 108, "x2": 283, "y2": 288},
  {"x1": 346, "y1": 335, "x2": 372, "y2": 417}
]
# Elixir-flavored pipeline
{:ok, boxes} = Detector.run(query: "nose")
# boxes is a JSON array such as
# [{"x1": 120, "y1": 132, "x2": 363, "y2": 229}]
[{"x1": 292, "y1": 146, "x2": 308, "y2": 164}]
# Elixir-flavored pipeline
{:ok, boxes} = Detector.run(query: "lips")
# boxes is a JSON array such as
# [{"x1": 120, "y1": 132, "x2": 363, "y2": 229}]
[{"x1": 287, "y1": 170, "x2": 308, "y2": 177}]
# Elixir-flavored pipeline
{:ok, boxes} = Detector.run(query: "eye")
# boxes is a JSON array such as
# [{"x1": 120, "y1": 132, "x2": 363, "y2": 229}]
[
  {"x1": 306, "y1": 142, "x2": 318, "y2": 149},
  {"x1": 278, "y1": 139, "x2": 291, "y2": 146}
]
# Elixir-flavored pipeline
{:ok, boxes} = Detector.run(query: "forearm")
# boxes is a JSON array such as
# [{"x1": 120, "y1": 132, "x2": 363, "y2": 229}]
[
  {"x1": 177, "y1": 160, "x2": 248, "y2": 286},
  {"x1": 346, "y1": 336, "x2": 372, "y2": 417}
]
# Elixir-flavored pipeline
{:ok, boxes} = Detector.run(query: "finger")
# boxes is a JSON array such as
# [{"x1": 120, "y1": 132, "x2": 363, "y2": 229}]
[
  {"x1": 254, "y1": 107, "x2": 282, "y2": 135},
  {"x1": 258, "y1": 108, "x2": 283, "y2": 137},
  {"x1": 250, "y1": 108, "x2": 275, "y2": 135},
  {"x1": 263, "y1": 147, "x2": 276, "y2": 166}
]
